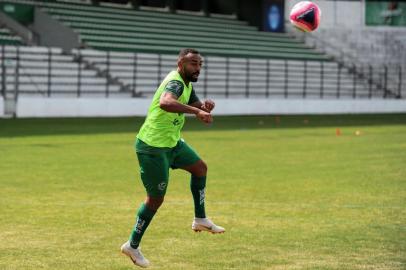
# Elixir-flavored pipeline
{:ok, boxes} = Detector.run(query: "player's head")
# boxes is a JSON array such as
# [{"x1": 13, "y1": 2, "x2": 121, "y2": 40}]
[{"x1": 177, "y1": 48, "x2": 202, "y2": 83}]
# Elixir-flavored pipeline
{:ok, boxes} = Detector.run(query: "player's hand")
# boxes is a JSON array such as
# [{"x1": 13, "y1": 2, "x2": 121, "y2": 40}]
[
  {"x1": 196, "y1": 110, "x2": 213, "y2": 124},
  {"x1": 201, "y1": 99, "x2": 215, "y2": 112}
]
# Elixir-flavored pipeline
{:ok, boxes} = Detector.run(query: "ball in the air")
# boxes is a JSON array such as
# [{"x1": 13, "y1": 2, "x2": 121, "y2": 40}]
[{"x1": 290, "y1": 1, "x2": 321, "y2": 32}]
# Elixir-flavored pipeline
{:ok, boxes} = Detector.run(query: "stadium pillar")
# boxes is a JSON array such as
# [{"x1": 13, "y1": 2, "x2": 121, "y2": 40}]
[
  {"x1": 131, "y1": 0, "x2": 140, "y2": 10},
  {"x1": 202, "y1": 0, "x2": 209, "y2": 17},
  {"x1": 168, "y1": 0, "x2": 176, "y2": 13},
  {"x1": 398, "y1": 66, "x2": 402, "y2": 99}
]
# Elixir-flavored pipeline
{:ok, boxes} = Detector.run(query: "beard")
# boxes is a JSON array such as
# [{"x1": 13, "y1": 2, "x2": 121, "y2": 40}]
[
  {"x1": 185, "y1": 69, "x2": 200, "y2": 82},
  {"x1": 190, "y1": 75, "x2": 199, "y2": 82}
]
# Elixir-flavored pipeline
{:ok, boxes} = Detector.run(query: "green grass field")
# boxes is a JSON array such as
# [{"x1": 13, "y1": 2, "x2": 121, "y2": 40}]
[{"x1": 0, "y1": 114, "x2": 405, "y2": 270}]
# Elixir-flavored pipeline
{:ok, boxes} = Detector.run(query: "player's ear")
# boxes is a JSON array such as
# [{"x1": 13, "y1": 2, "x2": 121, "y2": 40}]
[{"x1": 177, "y1": 56, "x2": 185, "y2": 69}]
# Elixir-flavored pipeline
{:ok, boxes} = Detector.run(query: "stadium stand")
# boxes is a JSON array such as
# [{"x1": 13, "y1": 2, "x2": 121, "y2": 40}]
[
  {"x1": 75, "y1": 49, "x2": 372, "y2": 99},
  {"x1": 0, "y1": 46, "x2": 121, "y2": 97},
  {"x1": 292, "y1": 26, "x2": 406, "y2": 99},
  {"x1": 308, "y1": 28, "x2": 406, "y2": 66},
  {"x1": 4, "y1": 0, "x2": 330, "y2": 61},
  {"x1": 0, "y1": 44, "x2": 373, "y2": 99},
  {"x1": 0, "y1": 25, "x2": 22, "y2": 45},
  {"x1": 0, "y1": 0, "x2": 399, "y2": 102}
]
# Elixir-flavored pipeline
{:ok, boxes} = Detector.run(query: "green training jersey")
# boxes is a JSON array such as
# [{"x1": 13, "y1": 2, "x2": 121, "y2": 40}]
[{"x1": 137, "y1": 70, "x2": 199, "y2": 148}]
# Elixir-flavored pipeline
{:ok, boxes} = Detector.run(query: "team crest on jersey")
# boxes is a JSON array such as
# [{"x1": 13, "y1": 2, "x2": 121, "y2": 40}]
[{"x1": 172, "y1": 118, "x2": 180, "y2": 126}]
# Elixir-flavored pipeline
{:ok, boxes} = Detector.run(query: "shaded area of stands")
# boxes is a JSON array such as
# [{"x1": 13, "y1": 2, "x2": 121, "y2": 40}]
[
  {"x1": 5, "y1": 0, "x2": 330, "y2": 61},
  {"x1": 0, "y1": 25, "x2": 22, "y2": 45}
]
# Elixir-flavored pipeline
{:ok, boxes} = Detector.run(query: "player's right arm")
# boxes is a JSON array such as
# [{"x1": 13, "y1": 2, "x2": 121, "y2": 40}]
[{"x1": 160, "y1": 91, "x2": 212, "y2": 124}]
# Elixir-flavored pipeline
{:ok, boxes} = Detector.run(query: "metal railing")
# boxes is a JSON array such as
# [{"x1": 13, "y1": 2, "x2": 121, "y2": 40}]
[
  {"x1": 0, "y1": 45, "x2": 112, "y2": 98},
  {"x1": 0, "y1": 45, "x2": 404, "y2": 100}
]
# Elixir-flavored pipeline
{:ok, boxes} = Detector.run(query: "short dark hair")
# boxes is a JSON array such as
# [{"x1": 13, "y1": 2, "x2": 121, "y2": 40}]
[{"x1": 178, "y1": 48, "x2": 200, "y2": 58}]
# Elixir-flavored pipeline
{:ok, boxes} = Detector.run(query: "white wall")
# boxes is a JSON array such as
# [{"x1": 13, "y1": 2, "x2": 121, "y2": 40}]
[
  {"x1": 0, "y1": 96, "x2": 4, "y2": 117},
  {"x1": 215, "y1": 99, "x2": 406, "y2": 115},
  {"x1": 15, "y1": 98, "x2": 406, "y2": 118},
  {"x1": 16, "y1": 98, "x2": 151, "y2": 117}
]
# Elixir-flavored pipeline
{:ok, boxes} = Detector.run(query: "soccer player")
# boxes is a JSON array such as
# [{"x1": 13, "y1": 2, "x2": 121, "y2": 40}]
[{"x1": 121, "y1": 48, "x2": 225, "y2": 268}]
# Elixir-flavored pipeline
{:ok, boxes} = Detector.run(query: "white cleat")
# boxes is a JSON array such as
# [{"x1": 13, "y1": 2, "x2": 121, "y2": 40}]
[
  {"x1": 121, "y1": 241, "x2": 150, "y2": 268},
  {"x1": 192, "y1": 217, "x2": 225, "y2": 234}
]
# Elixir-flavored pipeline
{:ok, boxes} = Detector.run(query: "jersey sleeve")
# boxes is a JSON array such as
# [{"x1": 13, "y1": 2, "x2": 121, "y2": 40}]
[
  {"x1": 164, "y1": 80, "x2": 184, "y2": 98},
  {"x1": 188, "y1": 87, "x2": 200, "y2": 105}
]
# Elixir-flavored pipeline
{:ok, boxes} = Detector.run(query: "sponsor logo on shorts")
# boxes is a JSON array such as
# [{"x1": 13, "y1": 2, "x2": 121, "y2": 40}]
[{"x1": 158, "y1": 182, "x2": 167, "y2": 191}]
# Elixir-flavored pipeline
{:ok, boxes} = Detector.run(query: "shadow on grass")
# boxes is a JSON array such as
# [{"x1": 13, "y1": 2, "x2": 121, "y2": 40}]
[{"x1": 0, "y1": 114, "x2": 405, "y2": 138}]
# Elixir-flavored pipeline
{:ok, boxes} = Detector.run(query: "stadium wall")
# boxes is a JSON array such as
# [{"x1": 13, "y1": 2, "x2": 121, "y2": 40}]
[
  {"x1": 0, "y1": 96, "x2": 4, "y2": 117},
  {"x1": 15, "y1": 98, "x2": 406, "y2": 118}
]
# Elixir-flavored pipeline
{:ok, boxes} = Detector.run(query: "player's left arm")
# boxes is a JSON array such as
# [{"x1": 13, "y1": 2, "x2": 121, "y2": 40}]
[{"x1": 188, "y1": 87, "x2": 215, "y2": 113}]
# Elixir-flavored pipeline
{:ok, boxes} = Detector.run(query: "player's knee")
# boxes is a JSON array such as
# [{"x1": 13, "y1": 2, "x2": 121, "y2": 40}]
[
  {"x1": 145, "y1": 196, "x2": 164, "y2": 211},
  {"x1": 197, "y1": 160, "x2": 207, "y2": 176}
]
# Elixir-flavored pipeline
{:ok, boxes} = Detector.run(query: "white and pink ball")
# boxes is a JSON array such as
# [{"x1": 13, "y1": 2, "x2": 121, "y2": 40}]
[{"x1": 290, "y1": 1, "x2": 321, "y2": 32}]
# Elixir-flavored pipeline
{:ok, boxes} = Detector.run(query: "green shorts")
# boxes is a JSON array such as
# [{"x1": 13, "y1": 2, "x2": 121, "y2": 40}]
[{"x1": 135, "y1": 138, "x2": 201, "y2": 197}]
